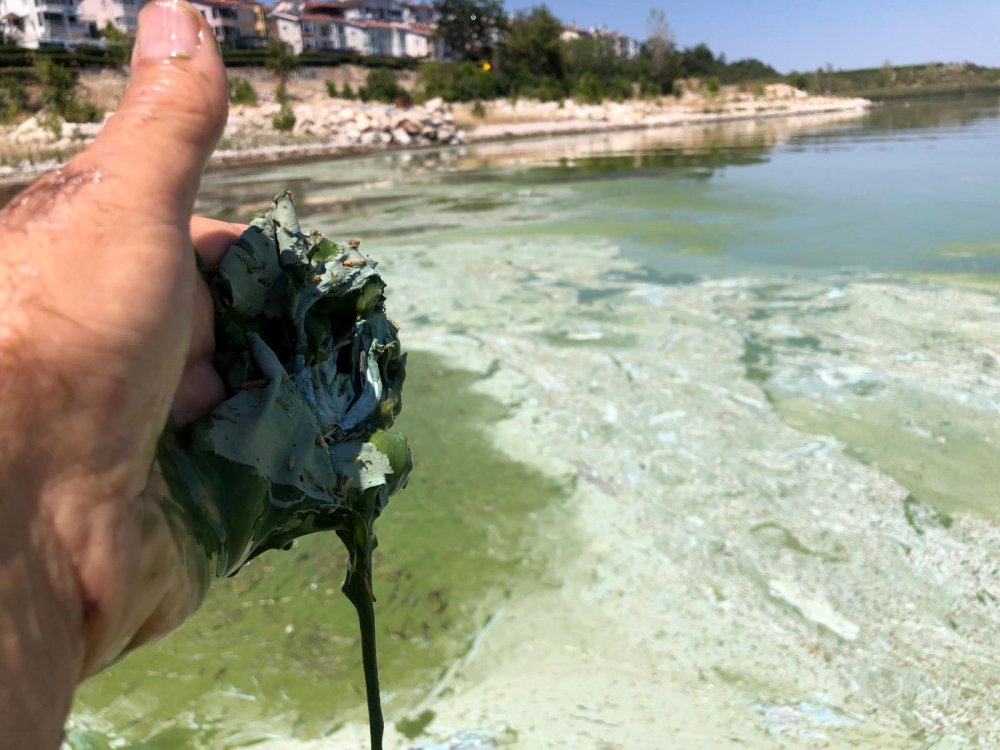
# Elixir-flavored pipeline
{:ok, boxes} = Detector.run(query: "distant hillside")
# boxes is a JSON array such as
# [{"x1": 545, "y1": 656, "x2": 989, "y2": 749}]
[{"x1": 786, "y1": 62, "x2": 1000, "y2": 99}]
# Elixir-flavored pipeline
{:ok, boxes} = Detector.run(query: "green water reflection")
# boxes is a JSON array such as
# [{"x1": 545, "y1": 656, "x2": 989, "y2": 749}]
[{"x1": 198, "y1": 93, "x2": 1000, "y2": 282}]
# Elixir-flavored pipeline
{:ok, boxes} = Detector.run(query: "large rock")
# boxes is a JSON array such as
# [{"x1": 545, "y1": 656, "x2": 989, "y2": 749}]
[
  {"x1": 391, "y1": 128, "x2": 411, "y2": 146},
  {"x1": 400, "y1": 118, "x2": 421, "y2": 135}
]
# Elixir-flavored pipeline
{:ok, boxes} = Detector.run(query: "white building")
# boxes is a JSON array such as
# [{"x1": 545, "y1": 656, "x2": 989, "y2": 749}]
[
  {"x1": 0, "y1": 0, "x2": 94, "y2": 48},
  {"x1": 77, "y1": 0, "x2": 144, "y2": 37},
  {"x1": 561, "y1": 23, "x2": 639, "y2": 60},
  {"x1": 270, "y1": 0, "x2": 436, "y2": 59},
  {"x1": 271, "y1": 10, "x2": 304, "y2": 53},
  {"x1": 189, "y1": 0, "x2": 240, "y2": 48},
  {"x1": 559, "y1": 23, "x2": 586, "y2": 43},
  {"x1": 401, "y1": 22, "x2": 430, "y2": 57}
]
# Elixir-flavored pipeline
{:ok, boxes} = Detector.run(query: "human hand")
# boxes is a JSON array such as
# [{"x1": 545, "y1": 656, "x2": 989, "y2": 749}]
[{"x1": 0, "y1": 2, "x2": 237, "y2": 745}]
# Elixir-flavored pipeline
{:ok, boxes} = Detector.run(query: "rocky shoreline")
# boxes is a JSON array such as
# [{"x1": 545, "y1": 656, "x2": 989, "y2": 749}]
[{"x1": 0, "y1": 84, "x2": 871, "y2": 186}]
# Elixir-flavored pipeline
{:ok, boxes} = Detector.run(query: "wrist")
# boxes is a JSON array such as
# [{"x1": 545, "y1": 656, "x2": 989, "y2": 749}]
[{"x1": 0, "y1": 471, "x2": 84, "y2": 749}]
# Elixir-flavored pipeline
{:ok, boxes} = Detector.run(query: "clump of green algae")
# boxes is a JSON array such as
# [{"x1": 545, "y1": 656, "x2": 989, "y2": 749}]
[{"x1": 158, "y1": 191, "x2": 411, "y2": 750}]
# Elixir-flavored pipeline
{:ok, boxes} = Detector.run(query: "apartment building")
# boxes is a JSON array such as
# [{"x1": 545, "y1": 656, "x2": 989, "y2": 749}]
[
  {"x1": 190, "y1": 0, "x2": 239, "y2": 47},
  {"x1": 270, "y1": 0, "x2": 437, "y2": 58},
  {"x1": 268, "y1": 10, "x2": 300, "y2": 53},
  {"x1": 238, "y1": 0, "x2": 268, "y2": 46},
  {"x1": 0, "y1": 0, "x2": 93, "y2": 48},
  {"x1": 561, "y1": 23, "x2": 639, "y2": 59},
  {"x1": 76, "y1": 0, "x2": 143, "y2": 36}
]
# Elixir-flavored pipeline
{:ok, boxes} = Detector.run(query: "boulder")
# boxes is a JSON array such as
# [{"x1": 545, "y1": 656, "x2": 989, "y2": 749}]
[{"x1": 391, "y1": 128, "x2": 411, "y2": 146}]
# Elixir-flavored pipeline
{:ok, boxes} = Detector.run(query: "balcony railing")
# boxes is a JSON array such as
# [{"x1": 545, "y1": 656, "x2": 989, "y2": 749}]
[{"x1": 39, "y1": 17, "x2": 93, "y2": 42}]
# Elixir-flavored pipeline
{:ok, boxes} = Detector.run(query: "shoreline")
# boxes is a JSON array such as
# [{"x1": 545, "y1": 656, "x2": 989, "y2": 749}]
[
  {"x1": 212, "y1": 97, "x2": 870, "y2": 169},
  {"x1": 0, "y1": 93, "x2": 870, "y2": 191}
]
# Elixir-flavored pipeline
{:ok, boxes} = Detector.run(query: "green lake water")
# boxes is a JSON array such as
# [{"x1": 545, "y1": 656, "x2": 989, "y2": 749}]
[{"x1": 67, "y1": 94, "x2": 999, "y2": 747}]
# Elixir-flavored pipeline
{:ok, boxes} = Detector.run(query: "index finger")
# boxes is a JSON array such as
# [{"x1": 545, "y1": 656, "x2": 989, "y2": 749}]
[{"x1": 190, "y1": 216, "x2": 246, "y2": 267}]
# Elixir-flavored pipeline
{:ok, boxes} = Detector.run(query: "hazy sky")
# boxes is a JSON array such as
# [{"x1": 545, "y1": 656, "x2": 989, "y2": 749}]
[{"x1": 504, "y1": 0, "x2": 1000, "y2": 73}]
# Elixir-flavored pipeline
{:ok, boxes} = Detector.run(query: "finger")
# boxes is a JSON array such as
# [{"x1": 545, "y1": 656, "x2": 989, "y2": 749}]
[
  {"x1": 170, "y1": 357, "x2": 224, "y2": 425},
  {"x1": 83, "y1": 0, "x2": 228, "y2": 226},
  {"x1": 187, "y1": 272, "x2": 215, "y2": 363},
  {"x1": 172, "y1": 272, "x2": 221, "y2": 425},
  {"x1": 190, "y1": 216, "x2": 245, "y2": 267}
]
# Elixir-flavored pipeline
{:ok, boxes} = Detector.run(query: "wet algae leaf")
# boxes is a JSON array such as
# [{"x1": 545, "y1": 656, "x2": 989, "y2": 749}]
[{"x1": 158, "y1": 191, "x2": 411, "y2": 750}]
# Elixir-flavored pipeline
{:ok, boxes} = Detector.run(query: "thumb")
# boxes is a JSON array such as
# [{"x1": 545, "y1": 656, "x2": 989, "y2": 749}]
[{"x1": 85, "y1": 0, "x2": 228, "y2": 223}]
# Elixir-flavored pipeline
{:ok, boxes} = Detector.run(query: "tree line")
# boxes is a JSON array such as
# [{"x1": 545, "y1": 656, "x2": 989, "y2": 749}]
[{"x1": 422, "y1": 2, "x2": 780, "y2": 103}]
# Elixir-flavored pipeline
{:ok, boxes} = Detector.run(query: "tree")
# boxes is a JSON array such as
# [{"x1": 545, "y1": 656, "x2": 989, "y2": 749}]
[
  {"x1": 433, "y1": 0, "x2": 507, "y2": 63},
  {"x1": 265, "y1": 39, "x2": 298, "y2": 92},
  {"x1": 101, "y1": 22, "x2": 132, "y2": 69},
  {"x1": 499, "y1": 5, "x2": 565, "y2": 97},
  {"x1": 881, "y1": 58, "x2": 896, "y2": 87},
  {"x1": 642, "y1": 8, "x2": 678, "y2": 95},
  {"x1": 679, "y1": 43, "x2": 717, "y2": 77},
  {"x1": 646, "y1": 10, "x2": 673, "y2": 78}
]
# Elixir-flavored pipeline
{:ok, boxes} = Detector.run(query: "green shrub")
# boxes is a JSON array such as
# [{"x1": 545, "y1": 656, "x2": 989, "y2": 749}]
[
  {"x1": 341, "y1": 81, "x2": 355, "y2": 99},
  {"x1": 100, "y1": 21, "x2": 131, "y2": 68},
  {"x1": 360, "y1": 68, "x2": 404, "y2": 102},
  {"x1": 31, "y1": 55, "x2": 102, "y2": 123},
  {"x1": 325, "y1": 79, "x2": 337, "y2": 97},
  {"x1": 572, "y1": 72, "x2": 602, "y2": 103},
  {"x1": 275, "y1": 83, "x2": 289, "y2": 105},
  {"x1": 418, "y1": 61, "x2": 502, "y2": 102},
  {"x1": 0, "y1": 77, "x2": 28, "y2": 122},
  {"x1": 62, "y1": 100, "x2": 101, "y2": 123},
  {"x1": 521, "y1": 76, "x2": 566, "y2": 101},
  {"x1": 228, "y1": 76, "x2": 258, "y2": 105},
  {"x1": 37, "y1": 109, "x2": 62, "y2": 138},
  {"x1": 570, "y1": 72, "x2": 631, "y2": 104},
  {"x1": 272, "y1": 102, "x2": 295, "y2": 131},
  {"x1": 705, "y1": 76, "x2": 721, "y2": 95},
  {"x1": 32, "y1": 54, "x2": 75, "y2": 113},
  {"x1": 471, "y1": 99, "x2": 486, "y2": 117}
]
